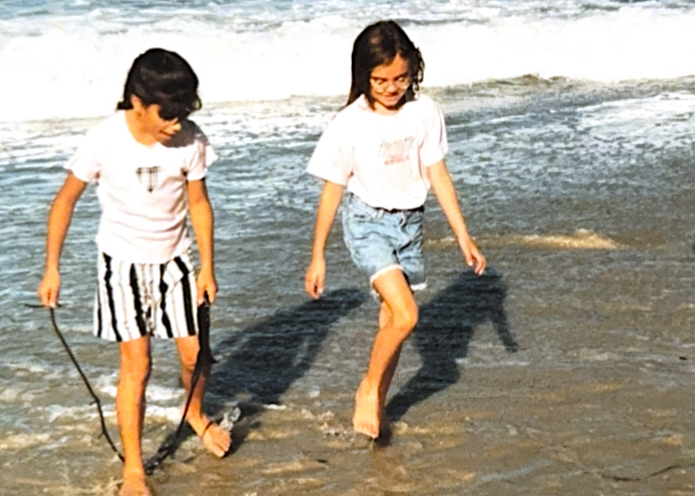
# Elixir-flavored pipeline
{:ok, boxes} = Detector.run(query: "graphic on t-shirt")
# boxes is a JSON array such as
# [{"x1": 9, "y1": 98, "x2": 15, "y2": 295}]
[
  {"x1": 136, "y1": 166, "x2": 161, "y2": 192},
  {"x1": 377, "y1": 137, "x2": 415, "y2": 166}
]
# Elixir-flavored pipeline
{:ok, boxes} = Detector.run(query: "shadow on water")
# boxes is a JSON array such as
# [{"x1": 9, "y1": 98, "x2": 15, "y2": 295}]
[
  {"x1": 385, "y1": 268, "x2": 518, "y2": 423},
  {"x1": 207, "y1": 287, "x2": 366, "y2": 451}
]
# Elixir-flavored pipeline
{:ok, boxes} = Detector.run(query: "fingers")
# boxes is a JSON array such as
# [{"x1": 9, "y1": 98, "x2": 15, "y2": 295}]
[
  {"x1": 39, "y1": 288, "x2": 57, "y2": 308},
  {"x1": 38, "y1": 272, "x2": 60, "y2": 308},
  {"x1": 197, "y1": 279, "x2": 217, "y2": 306},
  {"x1": 199, "y1": 290, "x2": 215, "y2": 305},
  {"x1": 305, "y1": 276, "x2": 322, "y2": 299},
  {"x1": 473, "y1": 255, "x2": 486, "y2": 275},
  {"x1": 304, "y1": 272, "x2": 324, "y2": 299},
  {"x1": 304, "y1": 260, "x2": 325, "y2": 299},
  {"x1": 462, "y1": 242, "x2": 486, "y2": 276},
  {"x1": 314, "y1": 278, "x2": 324, "y2": 298},
  {"x1": 198, "y1": 287, "x2": 216, "y2": 305}
]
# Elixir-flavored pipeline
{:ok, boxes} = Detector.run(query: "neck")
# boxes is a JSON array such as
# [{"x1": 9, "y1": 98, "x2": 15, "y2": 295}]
[
  {"x1": 367, "y1": 94, "x2": 407, "y2": 115},
  {"x1": 373, "y1": 101, "x2": 400, "y2": 115},
  {"x1": 124, "y1": 109, "x2": 157, "y2": 146}
]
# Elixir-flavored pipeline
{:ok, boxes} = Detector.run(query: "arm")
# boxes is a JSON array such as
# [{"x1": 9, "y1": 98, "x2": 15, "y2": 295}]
[
  {"x1": 187, "y1": 178, "x2": 217, "y2": 305},
  {"x1": 305, "y1": 180, "x2": 344, "y2": 299},
  {"x1": 428, "y1": 160, "x2": 486, "y2": 275},
  {"x1": 37, "y1": 172, "x2": 88, "y2": 307}
]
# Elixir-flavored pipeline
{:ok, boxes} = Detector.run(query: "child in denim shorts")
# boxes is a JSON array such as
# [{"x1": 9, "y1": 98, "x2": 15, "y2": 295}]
[{"x1": 304, "y1": 20, "x2": 486, "y2": 440}]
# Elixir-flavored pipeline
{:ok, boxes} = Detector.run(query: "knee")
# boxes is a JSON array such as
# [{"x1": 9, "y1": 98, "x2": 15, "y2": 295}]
[
  {"x1": 176, "y1": 336, "x2": 200, "y2": 373},
  {"x1": 120, "y1": 361, "x2": 151, "y2": 387},
  {"x1": 120, "y1": 353, "x2": 152, "y2": 384},
  {"x1": 119, "y1": 337, "x2": 151, "y2": 375},
  {"x1": 391, "y1": 305, "x2": 418, "y2": 338},
  {"x1": 179, "y1": 351, "x2": 197, "y2": 373}
]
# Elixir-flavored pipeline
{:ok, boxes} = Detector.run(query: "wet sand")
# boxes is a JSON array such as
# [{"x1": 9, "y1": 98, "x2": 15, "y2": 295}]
[
  {"x1": 8, "y1": 191, "x2": 695, "y2": 496},
  {"x1": 4, "y1": 82, "x2": 695, "y2": 496}
]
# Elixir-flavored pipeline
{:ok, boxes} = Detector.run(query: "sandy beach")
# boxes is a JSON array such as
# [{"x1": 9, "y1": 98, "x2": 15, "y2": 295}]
[
  {"x1": 6, "y1": 185, "x2": 695, "y2": 495},
  {"x1": 3, "y1": 1, "x2": 695, "y2": 492}
]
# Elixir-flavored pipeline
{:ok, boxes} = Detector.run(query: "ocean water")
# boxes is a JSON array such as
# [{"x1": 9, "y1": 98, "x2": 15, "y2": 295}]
[{"x1": 2, "y1": 1, "x2": 695, "y2": 494}]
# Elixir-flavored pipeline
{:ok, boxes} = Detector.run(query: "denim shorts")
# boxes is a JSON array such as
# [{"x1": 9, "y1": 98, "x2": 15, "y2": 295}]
[{"x1": 342, "y1": 194, "x2": 426, "y2": 291}]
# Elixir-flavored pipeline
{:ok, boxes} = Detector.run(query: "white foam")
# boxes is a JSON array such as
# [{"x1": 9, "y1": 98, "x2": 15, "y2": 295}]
[
  {"x1": 44, "y1": 403, "x2": 97, "y2": 423},
  {"x1": 146, "y1": 405, "x2": 182, "y2": 423},
  {"x1": 0, "y1": 387, "x2": 21, "y2": 402},
  {"x1": 579, "y1": 92, "x2": 695, "y2": 131},
  {"x1": 145, "y1": 383, "x2": 183, "y2": 403},
  {"x1": 0, "y1": 432, "x2": 51, "y2": 450},
  {"x1": 2, "y1": 4, "x2": 695, "y2": 122}
]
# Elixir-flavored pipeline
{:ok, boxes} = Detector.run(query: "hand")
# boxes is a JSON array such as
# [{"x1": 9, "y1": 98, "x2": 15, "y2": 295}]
[
  {"x1": 38, "y1": 268, "x2": 61, "y2": 308},
  {"x1": 196, "y1": 266, "x2": 217, "y2": 305},
  {"x1": 305, "y1": 257, "x2": 326, "y2": 299},
  {"x1": 458, "y1": 237, "x2": 486, "y2": 276}
]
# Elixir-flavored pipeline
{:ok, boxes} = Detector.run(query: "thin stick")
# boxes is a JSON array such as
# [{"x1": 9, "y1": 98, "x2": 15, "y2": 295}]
[{"x1": 48, "y1": 307, "x2": 125, "y2": 462}]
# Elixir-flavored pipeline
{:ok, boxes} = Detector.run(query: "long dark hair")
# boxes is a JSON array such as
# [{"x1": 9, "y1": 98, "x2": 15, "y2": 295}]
[
  {"x1": 347, "y1": 20, "x2": 424, "y2": 108},
  {"x1": 117, "y1": 48, "x2": 202, "y2": 120}
]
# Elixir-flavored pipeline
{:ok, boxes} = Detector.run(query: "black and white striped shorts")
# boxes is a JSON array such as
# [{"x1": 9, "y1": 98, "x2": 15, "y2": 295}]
[{"x1": 94, "y1": 251, "x2": 199, "y2": 342}]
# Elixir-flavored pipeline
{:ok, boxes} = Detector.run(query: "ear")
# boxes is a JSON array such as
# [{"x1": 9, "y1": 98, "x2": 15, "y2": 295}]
[{"x1": 130, "y1": 94, "x2": 145, "y2": 112}]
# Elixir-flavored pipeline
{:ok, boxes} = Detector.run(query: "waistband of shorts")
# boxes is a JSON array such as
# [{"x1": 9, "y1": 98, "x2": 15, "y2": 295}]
[
  {"x1": 98, "y1": 249, "x2": 192, "y2": 266},
  {"x1": 346, "y1": 193, "x2": 425, "y2": 215}
]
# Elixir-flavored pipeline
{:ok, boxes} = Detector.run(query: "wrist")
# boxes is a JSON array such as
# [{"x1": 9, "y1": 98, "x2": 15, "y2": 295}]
[
  {"x1": 44, "y1": 264, "x2": 60, "y2": 274},
  {"x1": 198, "y1": 262, "x2": 215, "y2": 274},
  {"x1": 455, "y1": 232, "x2": 471, "y2": 244}
]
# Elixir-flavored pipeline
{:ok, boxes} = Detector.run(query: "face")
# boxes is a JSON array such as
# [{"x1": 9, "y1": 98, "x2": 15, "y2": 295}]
[
  {"x1": 369, "y1": 54, "x2": 411, "y2": 114},
  {"x1": 131, "y1": 96, "x2": 182, "y2": 144}
]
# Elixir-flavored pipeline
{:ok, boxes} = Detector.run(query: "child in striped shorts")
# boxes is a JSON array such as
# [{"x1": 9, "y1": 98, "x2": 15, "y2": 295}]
[{"x1": 38, "y1": 48, "x2": 231, "y2": 496}]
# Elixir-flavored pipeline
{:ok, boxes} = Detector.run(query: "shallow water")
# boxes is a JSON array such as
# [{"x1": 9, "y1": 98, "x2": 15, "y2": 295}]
[{"x1": 3, "y1": 74, "x2": 695, "y2": 494}]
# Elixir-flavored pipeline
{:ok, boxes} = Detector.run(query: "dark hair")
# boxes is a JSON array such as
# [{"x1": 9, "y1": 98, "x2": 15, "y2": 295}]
[
  {"x1": 117, "y1": 48, "x2": 201, "y2": 120},
  {"x1": 347, "y1": 20, "x2": 424, "y2": 108}
]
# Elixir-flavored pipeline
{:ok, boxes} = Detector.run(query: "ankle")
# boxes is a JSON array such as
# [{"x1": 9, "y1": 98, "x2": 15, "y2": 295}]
[
  {"x1": 123, "y1": 463, "x2": 146, "y2": 478},
  {"x1": 357, "y1": 378, "x2": 378, "y2": 397}
]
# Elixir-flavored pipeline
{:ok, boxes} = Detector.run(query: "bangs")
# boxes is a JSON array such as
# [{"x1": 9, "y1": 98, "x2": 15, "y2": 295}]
[
  {"x1": 136, "y1": 85, "x2": 202, "y2": 120},
  {"x1": 157, "y1": 96, "x2": 201, "y2": 121}
]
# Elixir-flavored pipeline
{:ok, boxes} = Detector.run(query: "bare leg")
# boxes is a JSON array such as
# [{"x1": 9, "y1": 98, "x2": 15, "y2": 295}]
[
  {"x1": 378, "y1": 303, "x2": 402, "y2": 424},
  {"x1": 175, "y1": 335, "x2": 231, "y2": 457},
  {"x1": 354, "y1": 269, "x2": 418, "y2": 438},
  {"x1": 117, "y1": 337, "x2": 152, "y2": 496}
]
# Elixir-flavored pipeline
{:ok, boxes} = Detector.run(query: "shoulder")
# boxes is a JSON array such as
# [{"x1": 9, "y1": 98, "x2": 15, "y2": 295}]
[
  {"x1": 407, "y1": 94, "x2": 441, "y2": 115},
  {"x1": 83, "y1": 112, "x2": 126, "y2": 141},
  {"x1": 406, "y1": 94, "x2": 446, "y2": 129},
  {"x1": 72, "y1": 113, "x2": 127, "y2": 160},
  {"x1": 324, "y1": 96, "x2": 371, "y2": 132},
  {"x1": 334, "y1": 98, "x2": 362, "y2": 121},
  {"x1": 164, "y1": 119, "x2": 210, "y2": 150}
]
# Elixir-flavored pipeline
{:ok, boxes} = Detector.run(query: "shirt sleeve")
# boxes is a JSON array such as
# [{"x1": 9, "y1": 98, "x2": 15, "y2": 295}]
[
  {"x1": 65, "y1": 132, "x2": 101, "y2": 183},
  {"x1": 306, "y1": 116, "x2": 354, "y2": 185},
  {"x1": 186, "y1": 132, "x2": 217, "y2": 181},
  {"x1": 420, "y1": 98, "x2": 449, "y2": 168}
]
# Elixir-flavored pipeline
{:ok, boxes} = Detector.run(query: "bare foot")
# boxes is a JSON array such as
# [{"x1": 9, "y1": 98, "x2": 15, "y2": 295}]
[
  {"x1": 119, "y1": 470, "x2": 151, "y2": 496},
  {"x1": 189, "y1": 417, "x2": 231, "y2": 458},
  {"x1": 201, "y1": 420, "x2": 232, "y2": 457},
  {"x1": 353, "y1": 379, "x2": 380, "y2": 438}
]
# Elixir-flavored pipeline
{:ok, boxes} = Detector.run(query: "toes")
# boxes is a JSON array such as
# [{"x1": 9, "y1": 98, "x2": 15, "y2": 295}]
[
  {"x1": 202, "y1": 423, "x2": 231, "y2": 458},
  {"x1": 353, "y1": 419, "x2": 379, "y2": 439}
]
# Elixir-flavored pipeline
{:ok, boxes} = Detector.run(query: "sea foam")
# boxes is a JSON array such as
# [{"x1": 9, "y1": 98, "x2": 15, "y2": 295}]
[{"x1": 1, "y1": 4, "x2": 695, "y2": 122}]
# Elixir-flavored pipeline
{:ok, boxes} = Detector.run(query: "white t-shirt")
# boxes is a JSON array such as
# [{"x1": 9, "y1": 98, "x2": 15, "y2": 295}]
[
  {"x1": 306, "y1": 94, "x2": 448, "y2": 210},
  {"x1": 67, "y1": 111, "x2": 217, "y2": 263}
]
